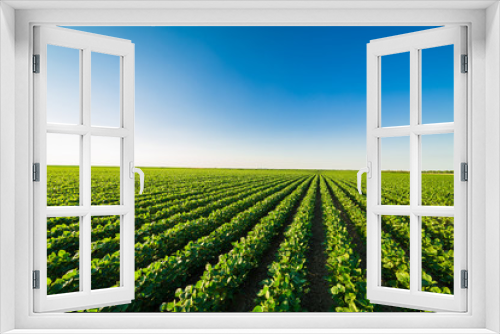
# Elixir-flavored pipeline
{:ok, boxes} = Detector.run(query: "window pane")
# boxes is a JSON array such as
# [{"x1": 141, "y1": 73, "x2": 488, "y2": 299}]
[
  {"x1": 381, "y1": 52, "x2": 410, "y2": 127},
  {"x1": 47, "y1": 45, "x2": 80, "y2": 125},
  {"x1": 381, "y1": 137, "x2": 410, "y2": 205},
  {"x1": 91, "y1": 52, "x2": 121, "y2": 128},
  {"x1": 421, "y1": 45, "x2": 454, "y2": 124},
  {"x1": 91, "y1": 136, "x2": 121, "y2": 206},
  {"x1": 421, "y1": 133, "x2": 454, "y2": 206},
  {"x1": 47, "y1": 216, "x2": 80, "y2": 295},
  {"x1": 47, "y1": 133, "x2": 80, "y2": 206},
  {"x1": 421, "y1": 216, "x2": 454, "y2": 295},
  {"x1": 381, "y1": 215, "x2": 410, "y2": 290},
  {"x1": 91, "y1": 215, "x2": 121, "y2": 290}
]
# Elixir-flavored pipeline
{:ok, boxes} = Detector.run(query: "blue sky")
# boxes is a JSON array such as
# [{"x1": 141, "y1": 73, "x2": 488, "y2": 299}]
[{"x1": 47, "y1": 26, "x2": 454, "y2": 170}]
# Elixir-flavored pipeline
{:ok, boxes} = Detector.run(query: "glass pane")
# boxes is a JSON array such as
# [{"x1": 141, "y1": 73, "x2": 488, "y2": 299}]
[
  {"x1": 421, "y1": 216, "x2": 454, "y2": 295},
  {"x1": 421, "y1": 45, "x2": 454, "y2": 124},
  {"x1": 421, "y1": 133, "x2": 454, "y2": 206},
  {"x1": 47, "y1": 133, "x2": 80, "y2": 206},
  {"x1": 47, "y1": 45, "x2": 80, "y2": 125},
  {"x1": 381, "y1": 136, "x2": 410, "y2": 205},
  {"x1": 91, "y1": 215, "x2": 121, "y2": 290},
  {"x1": 91, "y1": 52, "x2": 121, "y2": 128},
  {"x1": 47, "y1": 216, "x2": 80, "y2": 295},
  {"x1": 381, "y1": 215, "x2": 410, "y2": 290},
  {"x1": 381, "y1": 52, "x2": 410, "y2": 127},
  {"x1": 91, "y1": 136, "x2": 121, "y2": 206}
]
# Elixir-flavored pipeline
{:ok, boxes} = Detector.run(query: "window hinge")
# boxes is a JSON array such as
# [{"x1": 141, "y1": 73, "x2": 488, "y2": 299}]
[
  {"x1": 33, "y1": 163, "x2": 40, "y2": 182},
  {"x1": 461, "y1": 162, "x2": 468, "y2": 182},
  {"x1": 461, "y1": 54, "x2": 468, "y2": 73},
  {"x1": 33, "y1": 270, "x2": 40, "y2": 289},
  {"x1": 461, "y1": 270, "x2": 468, "y2": 289},
  {"x1": 33, "y1": 54, "x2": 40, "y2": 73}
]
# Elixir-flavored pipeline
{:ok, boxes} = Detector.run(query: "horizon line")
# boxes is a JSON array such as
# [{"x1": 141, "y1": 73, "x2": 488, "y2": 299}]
[{"x1": 47, "y1": 165, "x2": 453, "y2": 173}]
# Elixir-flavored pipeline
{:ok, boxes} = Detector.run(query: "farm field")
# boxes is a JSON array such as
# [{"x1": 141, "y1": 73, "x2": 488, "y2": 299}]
[{"x1": 46, "y1": 167, "x2": 454, "y2": 312}]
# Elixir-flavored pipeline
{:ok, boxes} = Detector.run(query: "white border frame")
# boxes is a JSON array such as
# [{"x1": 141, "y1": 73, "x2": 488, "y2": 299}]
[
  {"x1": 0, "y1": 2, "x2": 17, "y2": 333},
  {"x1": 0, "y1": 1, "x2": 497, "y2": 333}
]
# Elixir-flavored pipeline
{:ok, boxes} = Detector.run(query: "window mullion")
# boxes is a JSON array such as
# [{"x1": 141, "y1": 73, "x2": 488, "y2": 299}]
[
  {"x1": 81, "y1": 47, "x2": 92, "y2": 293},
  {"x1": 409, "y1": 47, "x2": 421, "y2": 294}
]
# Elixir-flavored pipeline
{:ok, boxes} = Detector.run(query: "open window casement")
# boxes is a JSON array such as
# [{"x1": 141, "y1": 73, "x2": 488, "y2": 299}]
[
  {"x1": 364, "y1": 26, "x2": 467, "y2": 312},
  {"x1": 33, "y1": 26, "x2": 141, "y2": 312}
]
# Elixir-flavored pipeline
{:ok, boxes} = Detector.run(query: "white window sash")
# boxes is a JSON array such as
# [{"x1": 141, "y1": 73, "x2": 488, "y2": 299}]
[
  {"x1": 33, "y1": 25, "x2": 136, "y2": 313},
  {"x1": 366, "y1": 26, "x2": 468, "y2": 312}
]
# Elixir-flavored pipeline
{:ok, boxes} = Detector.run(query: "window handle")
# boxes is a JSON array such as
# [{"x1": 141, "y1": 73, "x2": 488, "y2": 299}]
[
  {"x1": 129, "y1": 162, "x2": 145, "y2": 194},
  {"x1": 357, "y1": 162, "x2": 372, "y2": 195}
]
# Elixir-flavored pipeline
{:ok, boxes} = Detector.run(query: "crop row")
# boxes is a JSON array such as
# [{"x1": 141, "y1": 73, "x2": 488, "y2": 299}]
[
  {"x1": 338, "y1": 179, "x2": 453, "y2": 252},
  {"x1": 133, "y1": 178, "x2": 291, "y2": 243},
  {"x1": 251, "y1": 177, "x2": 318, "y2": 312},
  {"x1": 47, "y1": 178, "x2": 299, "y2": 287},
  {"x1": 133, "y1": 176, "x2": 286, "y2": 214},
  {"x1": 47, "y1": 176, "x2": 288, "y2": 254},
  {"x1": 49, "y1": 177, "x2": 308, "y2": 298},
  {"x1": 328, "y1": 178, "x2": 413, "y2": 290},
  {"x1": 47, "y1": 176, "x2": 285, "y2": 234},
  {"x1": 48, "y1": 166, "x2": 290, "y2": 208},
  {"x1": 338, "y1": 180, "x2": 453, "y2": 292},
  {"x1": 327, "y1": 177, "x2": 452, "y2": 294},
  {"x1": 106, "y1": 177, "x2": 312, "y2": 311},
  {"x1": 320, "y1": 177, "x2": 373, "y2": 312},
  {"x1": 163, "y1": 177, "x2": 314, "y2": 312}
]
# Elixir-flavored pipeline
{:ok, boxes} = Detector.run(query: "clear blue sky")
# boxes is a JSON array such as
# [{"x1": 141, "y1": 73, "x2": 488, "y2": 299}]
[{"x1": 47, "y1": 26, "x2": 454, "y2": 170}]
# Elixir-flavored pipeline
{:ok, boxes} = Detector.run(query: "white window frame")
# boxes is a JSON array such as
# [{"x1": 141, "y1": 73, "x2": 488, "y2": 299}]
[
  {"x1": 33, "y1": 26, "x2": 136, "y2": 312},
  {"x1": 365, "y1": 26, "x2": 467, "y2": 312},
  {"x1": 0, "y1": 1, "x2": 499, "y2": 333}
]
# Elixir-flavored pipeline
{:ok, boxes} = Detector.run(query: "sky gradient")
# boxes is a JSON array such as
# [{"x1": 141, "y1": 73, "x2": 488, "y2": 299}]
[{"x1": 47, "y1": 26, "x2": 454, "y2": 170}]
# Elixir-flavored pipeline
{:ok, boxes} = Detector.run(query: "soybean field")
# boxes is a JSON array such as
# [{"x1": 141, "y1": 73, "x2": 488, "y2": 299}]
[{"x1": 46, "y1": 167, "x2": 454, "y2": 312}]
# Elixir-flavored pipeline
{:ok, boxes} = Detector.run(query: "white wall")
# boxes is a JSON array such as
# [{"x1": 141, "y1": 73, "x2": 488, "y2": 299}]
[
  {"x1": 486, "y1": 2, "x2": 500, "y2": 333},
  {"x1": 0, "y1": 2, "x2": 16, "y2": 333}
]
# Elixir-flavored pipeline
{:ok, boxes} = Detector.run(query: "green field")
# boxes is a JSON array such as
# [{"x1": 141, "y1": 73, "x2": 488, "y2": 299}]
[{"x1": 46, "y1": 167, "x2": 454, "y2": 312}]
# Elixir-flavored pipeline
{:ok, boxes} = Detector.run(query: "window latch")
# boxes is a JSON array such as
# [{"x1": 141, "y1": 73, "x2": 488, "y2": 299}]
[
  {"x1": 129, "y1": 162, "x2": 145, "y2": 194},
  {"x1": 357, "y1": 161, "x2": 371, "y2": 195}
]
